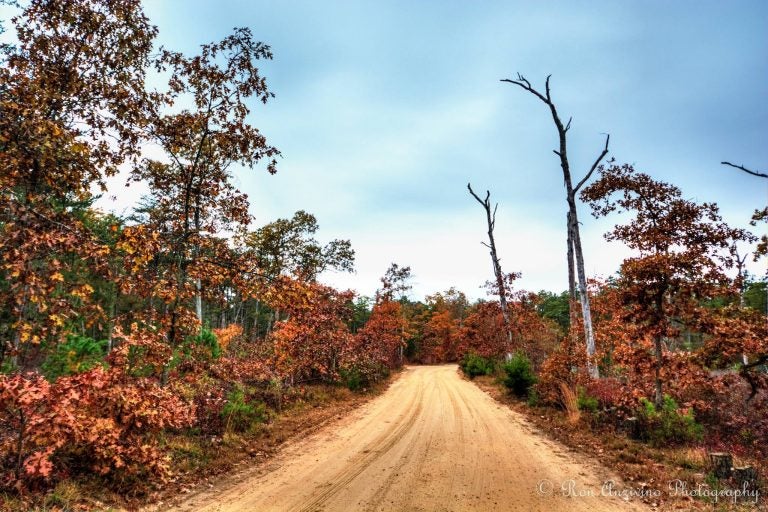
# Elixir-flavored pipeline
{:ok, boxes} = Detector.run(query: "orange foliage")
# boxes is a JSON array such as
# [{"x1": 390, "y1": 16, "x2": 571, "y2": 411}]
[
  {"x1": 0, "y1": 331, "x2": 194, "y2": 490},
  {"x1": 212, "y1": 324, "x2": 244, "y2": 353},
  {"x1": 352, "y1": 299, "x2": 406, "y2": 377}
]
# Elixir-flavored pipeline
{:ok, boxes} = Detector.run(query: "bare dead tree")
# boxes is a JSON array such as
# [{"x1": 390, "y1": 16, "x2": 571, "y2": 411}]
[
  {"x1": 467, "y1": 183, "x2": 512, "y2": 354},
  {"x1": 722, "y1": 161, "x2": 768, "y2": 179},
  {"x1": 501, "y1": 74, "x2": 610, "y2": 379}
]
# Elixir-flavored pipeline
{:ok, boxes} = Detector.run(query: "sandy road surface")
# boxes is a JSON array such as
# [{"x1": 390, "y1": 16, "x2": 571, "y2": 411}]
[{"x1": 170, "y1": 365, "x2": 644, "y2": 511}]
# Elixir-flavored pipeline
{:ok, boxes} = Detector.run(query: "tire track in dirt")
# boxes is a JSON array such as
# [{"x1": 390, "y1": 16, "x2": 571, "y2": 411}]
[
  {"x1": 368, "y1": 378, "x2": 439, "y2": 511},
  {"x1": 167, "y1": 365, "x2": 647, "y2": 512},
  {"x1": 291, "y1": 373, "x2": 425, "y2": 512}
]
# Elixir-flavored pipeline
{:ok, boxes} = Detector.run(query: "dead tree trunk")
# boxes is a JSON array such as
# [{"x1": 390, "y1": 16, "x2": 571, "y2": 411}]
[
  {"x1": 502, "y1": 74, "x2": 609, "y2": 378},
  {"x1": 566, "y1": 211, "x2": 576, "y2": 301},
  {"x1": 708, "y1": 452, "x2": 733, "y2": 479},
  {"x1": 467, "y1": 183, "x2": 512, "y2": 355}
]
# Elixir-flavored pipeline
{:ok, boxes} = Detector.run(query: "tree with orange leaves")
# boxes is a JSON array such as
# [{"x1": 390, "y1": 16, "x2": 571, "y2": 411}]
[
  {"x1": 0, "y1": 0, "x2": 156, "y2": 368},
  {"x1": 581, "y1": 164, "x2": 755, "y2": 406},
  {"x1": 352, "y1": 299, "x2": 406, "y2": 378},
  {"x1": 127, "y1": 27, "x2": 279, "y2": 349},
  {"x1": 268, "y1": 279, "x2": 355, "y2": 384}
]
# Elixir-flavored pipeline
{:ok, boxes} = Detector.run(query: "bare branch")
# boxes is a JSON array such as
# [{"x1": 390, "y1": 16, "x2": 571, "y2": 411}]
[
  {"x1": 722, "y1": 161, "x2": 768, "y2": 179},
  {"x1": 467, "y1": 182, "x2": 487, "y2": 206},
  {"x1": 500, "y1": 73, "x2": 549, "y2": 104},
  {"x1": 574, "y1": 133, "x2": 610, "y2": 193}
]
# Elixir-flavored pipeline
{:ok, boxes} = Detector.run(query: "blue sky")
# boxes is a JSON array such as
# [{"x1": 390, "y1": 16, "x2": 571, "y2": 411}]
[
  {"x1": 130, "y1": 1, "x2": 768, "y2": 299},
  {"x1": 7, "y1": 1, "x2": 767, "y2": 299}
]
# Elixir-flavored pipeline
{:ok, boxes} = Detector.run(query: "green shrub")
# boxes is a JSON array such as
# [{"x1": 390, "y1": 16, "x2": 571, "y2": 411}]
[
  {"x1": 41, "y1": 335, "x2": 107, "y2": 381},
  {"x1": 526, "y1": 387, "x2": 540, "y2": 407},
  {"x1": 577, "y1": 386, "x2": 599, "y2": 412},
  {"x1": 0, "y1": 358, "x2": 17, "y2": 375},
  {"x1": 460, "y1": 353, "x2": 496, "y2": 378},
  {"x1": 221, "y1": 386, "x2": 267, "y2": 432},
  {"x1": 638, "y1": 395, "x2": 703, "y2": 446},
  {"x1": 502, "y1": 352, "x2": 537, "y2": 397},
  {"x1": 189, "y1": 327, "x2": 221, "y2": 359},
  {"x1": 340, "y1": 367, "x2": 364, "y2": 391}
]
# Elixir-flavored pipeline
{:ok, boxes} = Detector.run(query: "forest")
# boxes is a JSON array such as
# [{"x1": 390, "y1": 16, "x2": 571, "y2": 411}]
[{"x1": 1, "y1": 1, "x2": 766, "y2": 510}]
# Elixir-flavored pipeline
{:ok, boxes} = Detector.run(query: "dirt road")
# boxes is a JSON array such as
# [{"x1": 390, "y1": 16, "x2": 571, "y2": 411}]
[{"x1": 170, "y1": 365, "x2": 645, "y2": 511}]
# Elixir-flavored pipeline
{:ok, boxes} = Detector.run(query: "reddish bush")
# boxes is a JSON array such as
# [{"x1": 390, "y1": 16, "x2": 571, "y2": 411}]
[{"x1": 0, "y1": 337, "x2": 195, "y2": 491}]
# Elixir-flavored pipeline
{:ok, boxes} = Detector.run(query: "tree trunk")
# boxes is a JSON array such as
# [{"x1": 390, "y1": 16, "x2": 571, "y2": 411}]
[
  {"x1": 733, "y1": 466, "x2": 757, "y2": 489},
  {"x1": 467, "y1": 184, "x2": 513, "y2": 355},
  {"x1": 253, "y1": 299, "x2": 261, "y2": 338},
  {"x1": 653, "y1": 333, "x2": 664, "y2": 407},
  {"x1": 569, "y1": 208, "x2": 598, "y2": 378},
  {"x1": 502, "y1": 75, "x2": 609, "y2": 378},
  {"x1": 567, "y1": 211, "x2": 576, "y2": 301},
  {"x1": 107, "y1": 291, "x2": 116, "y2": 352},
  {"x1": 195, "y1": 278, "x2": 203, "y2": 322},
  {"x1": 708, "y1": 452, "x2": 733, "y2": 479}
]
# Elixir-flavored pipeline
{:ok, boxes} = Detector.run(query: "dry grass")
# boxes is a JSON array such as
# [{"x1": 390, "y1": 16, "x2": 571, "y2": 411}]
[
  {"x1": 670, "y1": 446, "x2": 708, "y2": 470},
  {"x1": 44, "y1": 480, "x2": 83, "y2": 509},
  {"x1": 558, "y1": 382, "x2": 581, "y2": 424}
]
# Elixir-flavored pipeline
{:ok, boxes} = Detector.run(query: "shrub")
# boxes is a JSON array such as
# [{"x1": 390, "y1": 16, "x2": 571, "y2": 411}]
[
  {"x1": 41, "y1": 335, "x2": 107, "y2": 381},
  {"x1": 577, "y1": 386, "x2": 599, "y2": 412},
  {"x1": 460, "y1": 353, "x2": 496, "y2": 378},
  {"x1": 221, "y1": 386, "x2": 267, "y2": 432},
  {"x1": 584, "y1": 377, "x2": 624, "y2": 407},
  {"x1": 340, "y1": 367, "x2": 364, "y2": 391},
  {"x1": 189, "y1": 327, "x2": 221, "y2": 359},
  {"x1": 502, "y1": 352, "x2": 537, "y2": 397},
  {"x1": 0, "y1": 362, "x2": 195, "y2": 491},
  {"x1": 637, "y1": 395, "x2": 704, "y2": 446}
]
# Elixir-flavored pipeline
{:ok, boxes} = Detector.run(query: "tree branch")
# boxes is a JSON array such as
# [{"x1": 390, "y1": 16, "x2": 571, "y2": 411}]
[
  {"x1": 574, "y1": 133, "x2": 610, "y2": 193},
  {"x1": 467, "y1": 183, "x2": 484, "y2": 206},
  {"x1": 500, "y1": 73, "x2": 549, "y2": 104},
  {"x1": 721, "y1": 161, "x2": 768, "y2": 179}
]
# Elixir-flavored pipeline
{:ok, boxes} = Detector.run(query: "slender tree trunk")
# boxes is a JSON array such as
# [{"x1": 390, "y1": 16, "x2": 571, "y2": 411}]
[
  {"x1": 10, "y1": 284, "x2": 30, "y2": 368},
  {"x1": 195, "y1": 279, "x2": 203, "y2": 322},
  {"x1": 107, "y1": 289, "x2": 117, "y2": 352},
  {"x1": 468, "y1": 184, "x2": 513, "y2": 356},
  {"x1": 566, "y1": 211, "x2": 576, "y2": 301},
  {"x1": 735, "y1": 250, "x2": 750, "y2": 365},
  {"x1": 653, "y1": 333, "x2": 664, "y2": 407},
  {"x1": 193, "y1": 193, "x2": 203, "y2": 324},
  {"x1": 502, "y1": 75, "x2": 610, "y2": 378},
  {"x1": 254, "y1": 299, "x2": 261, "y2": 338},
  {"x1": 569, "y1": 206, "x2": 598, "y2": 377}
]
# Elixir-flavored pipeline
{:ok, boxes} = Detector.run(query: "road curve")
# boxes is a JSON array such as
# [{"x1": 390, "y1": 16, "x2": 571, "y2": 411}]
[{"x1": 170, "y1": 365, "x2": 645, "y2": 512}]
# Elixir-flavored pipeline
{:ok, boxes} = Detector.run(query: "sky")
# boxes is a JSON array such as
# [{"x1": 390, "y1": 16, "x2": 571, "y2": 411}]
[{"x1": 7, "y1": 1, "x2": 767, "y2": 300}]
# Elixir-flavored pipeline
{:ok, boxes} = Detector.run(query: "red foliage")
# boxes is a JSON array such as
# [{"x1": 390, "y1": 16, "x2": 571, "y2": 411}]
[
  {"x1": 269, "y1": 279, "x2": 355, "y2": 383},
  {"x1": 421, "y1": 310, "x2": 459, "y2": 363},
  {"x1": 351, "y1": 299, "x2": 405, "y2": 377},
  {"x1": 0, "y1": 333, "x2": 195, "y2": 491},
  {"x1": 457, "y1": 302, "x2": 507, "y2": 359}
]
